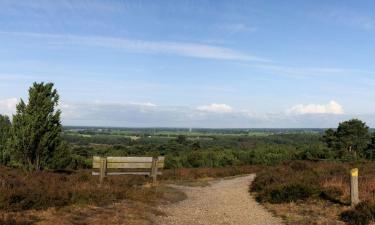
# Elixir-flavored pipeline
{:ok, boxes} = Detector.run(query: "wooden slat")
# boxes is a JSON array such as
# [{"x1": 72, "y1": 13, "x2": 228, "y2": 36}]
[
  {"x1": 93, "y1": 162, "x2": 164, "y2": 169},
  {"x1": 93, "y1": 156, "x2": 165, "y2": 163},
  {"x1": 92, "y1": 171, "x2": 162, "y2": 176}
]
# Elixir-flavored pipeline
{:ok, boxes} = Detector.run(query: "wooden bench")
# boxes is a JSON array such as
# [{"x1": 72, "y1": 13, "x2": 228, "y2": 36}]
[{"x1": 92, "y1": 156, "x2": 165, "y2": 184}]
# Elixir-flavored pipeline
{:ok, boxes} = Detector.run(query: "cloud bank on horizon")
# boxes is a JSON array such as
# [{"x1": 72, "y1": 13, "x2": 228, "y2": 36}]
[
  {"x1": 0, "y1": 97, "x2": 372, "y2": 128},
  {"x1": 0, "y1": 0, "x2": 375, "y2": 127}
]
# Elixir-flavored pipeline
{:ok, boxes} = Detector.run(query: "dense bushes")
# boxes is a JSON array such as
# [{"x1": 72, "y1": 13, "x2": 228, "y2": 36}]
[
  {"x1": 251, "y1": 161, "x2": 375, "y2": 204},
  {"x1": 266, "y1": 183, "x2": 318, "y2": 203},
  {"x1": 341, "y1": 202, "x2": 375, "y2": 225},
  {"x1": 64, "y1": 131, "x2": 331, "y2": 169},
  {"x1": 251, "y1": 162, "x2": 321, "y2": 203},
  {"x1": 251, "y1": 161, "x2": 375, "y2": 224}
]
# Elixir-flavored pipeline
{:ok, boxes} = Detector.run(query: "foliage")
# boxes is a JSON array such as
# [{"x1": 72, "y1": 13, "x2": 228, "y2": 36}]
[
  {"x1": 323, "y1": 119, "x2": 371, "y2": 160},
  {"x1": 0, "y1": 115, "x2": 11, "y2": 165},
  {"x1": 266, "y1": 183, "x2": 317, "y2": 203},
  {"x1": 8, "y1": 82, "x2": 68, "y2": 171}
]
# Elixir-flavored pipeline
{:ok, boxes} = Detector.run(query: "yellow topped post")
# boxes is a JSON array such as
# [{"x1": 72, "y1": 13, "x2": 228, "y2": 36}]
[{"x1": 350, "y1": 168, "x2": 359, "y2": 207}]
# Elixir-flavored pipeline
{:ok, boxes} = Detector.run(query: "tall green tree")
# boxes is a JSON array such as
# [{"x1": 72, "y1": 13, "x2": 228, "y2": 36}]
[
  {"x1": 9, "y1": 82, "x2": 64, "y2": 170},
  {"x1": 0, "y1": 114, "x2": 11, "y2": 164},
  {"x1": 336, "y1": 119, "x2": 370, "y2": 158},
  {"x1": 324, "y1": 119, "x2": 371, "y2": 159}
]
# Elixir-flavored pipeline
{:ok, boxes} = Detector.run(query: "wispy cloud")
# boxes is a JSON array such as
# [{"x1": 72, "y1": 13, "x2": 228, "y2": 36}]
[
  {"x1": 0, "y1": 31, "x2": 265, "y2": 62},
  {"x1": 1, "y1": 0, "x2": 126, "y2": 13},
  {"x1": 240, "y1": 63, "x2": 375, "y2": 80},
  {"x1": 314, "y1": 8, "x2": 375, "y2": 31},
  {"x1": 219, "y1": 23, "x2": 257, "y2": 34}
]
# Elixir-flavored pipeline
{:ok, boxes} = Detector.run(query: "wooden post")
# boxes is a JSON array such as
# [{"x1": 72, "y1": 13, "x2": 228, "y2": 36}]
[
  {"x1": 151, "y1": 156, "x2": 158, "y2": 185},
  {"x1": 99, "y1": 157, "x2": 107, "y2": 185},
  {"x1": 350, "y1": 168, "x2": 359, "y2": 207}
]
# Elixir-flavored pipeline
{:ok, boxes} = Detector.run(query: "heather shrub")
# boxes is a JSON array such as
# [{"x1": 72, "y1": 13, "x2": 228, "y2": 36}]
[
  {"x1": 341, "y1": 202, "x2": 375, "y2": 225},
  {"x1": 0, "y1": 214, "x2": 33, "y2": 225},
  {"x1": 256, "y1": 182, "x2": 318, "y2": 203},
  {"x1": 0, "y1": 166, "x2": 154, "y2": 211}
]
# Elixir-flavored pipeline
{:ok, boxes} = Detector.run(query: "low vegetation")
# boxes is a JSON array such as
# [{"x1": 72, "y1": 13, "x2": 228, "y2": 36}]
[
  {"x1": 0, "y1": 166, "x2": 159, "y2": 212},
  {"x1": 251, "y1": 161, "x2": 375, "y2": 224},
  {"x1": 341, "y1": 201, "x2": 375, "y2": 225}
]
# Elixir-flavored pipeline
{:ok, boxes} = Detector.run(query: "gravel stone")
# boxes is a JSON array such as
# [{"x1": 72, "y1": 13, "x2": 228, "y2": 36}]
[{"x1": 155, "y1": 175, "x2": 283, "y2": 225}]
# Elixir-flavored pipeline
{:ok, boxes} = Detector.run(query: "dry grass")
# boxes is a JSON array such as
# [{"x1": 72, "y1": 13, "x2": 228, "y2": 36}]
[
  {"x1": 0, "y1": 165, "x2": 257, "y2": 224},
  {"x1": 264, "y1": 200, "x2": 348, "y2": 225},
  {"x1": 252, "y1": 161, "x2": 375, "y2": 225},
  {"x1": 0, "y1": 166, "x2": 161, "y2": 212},
  {"x1": 161, "y1": 165, "x2": 263, "y2": 181}
]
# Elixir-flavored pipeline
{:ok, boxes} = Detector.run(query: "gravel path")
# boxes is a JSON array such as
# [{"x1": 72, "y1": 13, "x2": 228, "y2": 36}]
[{"x1": 155, "y1": 175, "x2": 283, "y2": 225}]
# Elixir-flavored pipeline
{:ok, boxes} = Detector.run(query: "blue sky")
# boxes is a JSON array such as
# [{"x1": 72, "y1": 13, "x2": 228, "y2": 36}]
[{"x1": 0, "y1": 0, "x2": 375, "y2": 128}]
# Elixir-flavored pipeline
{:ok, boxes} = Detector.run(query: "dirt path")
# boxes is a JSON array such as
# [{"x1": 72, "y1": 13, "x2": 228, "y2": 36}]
[{"x1": 155, "y1": 175, "x2": 283, "y2": 225}]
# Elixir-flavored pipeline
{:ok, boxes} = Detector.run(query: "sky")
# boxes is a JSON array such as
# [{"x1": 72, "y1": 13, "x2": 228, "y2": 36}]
[{"x1": 0, "y1": 0, "x2": 375, "y2": 128}]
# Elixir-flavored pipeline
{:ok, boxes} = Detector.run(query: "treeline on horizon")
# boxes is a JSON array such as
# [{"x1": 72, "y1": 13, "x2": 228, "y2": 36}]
[{"x1": 0, "y1": 82, "x2": 374, "y2": 171}]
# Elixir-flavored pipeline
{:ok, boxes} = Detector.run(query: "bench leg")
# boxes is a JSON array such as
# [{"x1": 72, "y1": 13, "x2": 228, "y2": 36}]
[{"x1": 99, "y1": 158, "x2": 107, "y2": 185}]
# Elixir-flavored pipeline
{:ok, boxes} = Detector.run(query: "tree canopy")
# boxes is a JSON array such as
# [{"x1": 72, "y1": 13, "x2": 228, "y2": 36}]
[
  {"x1": 9, "y1": 82, "x2": 64, "y2": 170},
  {"x1": 323, "y1": 119, "x2": 371, "y2": 159}
]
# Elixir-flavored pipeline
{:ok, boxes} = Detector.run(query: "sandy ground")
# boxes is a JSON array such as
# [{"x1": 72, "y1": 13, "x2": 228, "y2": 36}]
[{"x1": 154, "y1": 175, "x2": 283, "y2": 225}]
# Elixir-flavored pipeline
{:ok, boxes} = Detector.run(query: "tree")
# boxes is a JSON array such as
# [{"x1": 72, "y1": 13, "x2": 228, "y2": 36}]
[
  {"x1": 322, "y1": 128, "x2": 337, "y2": 149},
  {"x1": 324, "y1": 119, "x2": 371, "y2": 159},
  {"x1": 176, "y1": 135, "x2": 187, "y2": 145},
  {"x1": 0, "y1": 114, "x2": 11, "y2": 164},
  {"x1": 364, "y1": 133, "x2": 375, "y2": 160},
  {"x1": 9, "y1": 82, "x2": 65, "y2": 170}
]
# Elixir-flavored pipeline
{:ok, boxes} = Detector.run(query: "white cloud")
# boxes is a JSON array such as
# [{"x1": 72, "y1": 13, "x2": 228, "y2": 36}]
[
  {"x1": 287, "y1": 100, "x2": 344, "y2": 115},
  {"x1": 53, "y1": 101, "x2": 374, "y2": 128},
  {"x1": 197, "y1": 103, "x2": 233, "y2": 113},
  {"x1": 0, "y1": 98, "x2": 18, "y2": 116},
  {"x1": 0, "y1": 31, "x2": 265, "y2": 62}
]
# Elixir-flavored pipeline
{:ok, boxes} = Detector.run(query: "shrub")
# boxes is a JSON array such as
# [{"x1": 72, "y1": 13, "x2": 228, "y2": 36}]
[
  {"x1": 250, "y1": 172, "x2": 282, "y2": 192},
  {"x1": 341, "y1": 210, "x2": 371, "y2": 225},
  {"x1": 319, "y1": 187, "x2": 344, "y2": 204},
  {"x1": 341, "y1": 202, "x2": 375, "y2": 225},
  {"x1": 0, "y1": 166, "x2": 156, "y2": 211},
  {"x1": 260, "y1": 183, "x2": 318, "y2": 203}
]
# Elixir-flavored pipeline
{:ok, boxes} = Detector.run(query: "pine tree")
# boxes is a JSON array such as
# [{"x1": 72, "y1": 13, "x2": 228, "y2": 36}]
[{"x1": 9, "y1": 82, "x2": 63, "y2": 170}]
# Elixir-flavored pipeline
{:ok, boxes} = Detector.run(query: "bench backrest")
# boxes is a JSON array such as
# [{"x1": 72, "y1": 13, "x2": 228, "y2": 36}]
[
  {"x1": 93, "y1": 156, "x2": 165, "y2": 169},
  {"x1": 92, "y1": 156, "x2": 165, "y2": 183}
]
